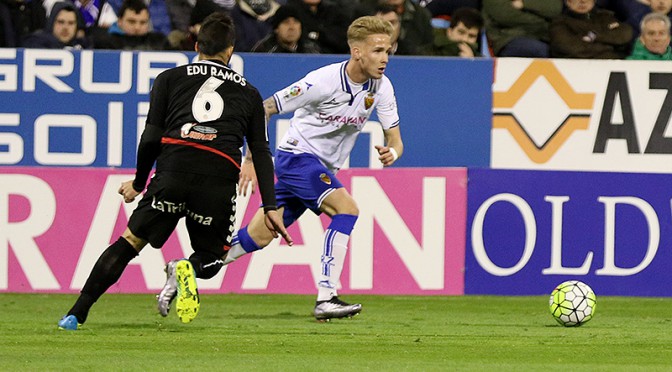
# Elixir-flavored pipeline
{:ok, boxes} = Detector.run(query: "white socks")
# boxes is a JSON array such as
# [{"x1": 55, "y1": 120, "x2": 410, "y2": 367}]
[{"x1": 317, "y1": 229, "x2": 349, "y2": 301}]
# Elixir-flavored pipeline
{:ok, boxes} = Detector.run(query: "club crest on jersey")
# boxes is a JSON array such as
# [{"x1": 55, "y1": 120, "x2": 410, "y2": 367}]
[
  {"x1": 364, "y1": 93, "x2": 375, "y2": 109},
  {"x1": 283, "y1": 84, "x2": 304, "y2": 100},
  {"x1": 181, "y1": 123, "x2": 217, "y2": 141},
  {"x1": 319, "y1": 173, "x2": 332, "y2": 185}
]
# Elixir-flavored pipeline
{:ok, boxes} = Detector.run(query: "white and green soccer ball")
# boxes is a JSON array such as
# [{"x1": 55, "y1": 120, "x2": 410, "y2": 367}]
[{"x1": 549, "y1": 280, "x2": 597, "y2": 327}]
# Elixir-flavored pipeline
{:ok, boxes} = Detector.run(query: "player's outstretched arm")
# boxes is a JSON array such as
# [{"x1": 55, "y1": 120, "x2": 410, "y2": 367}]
[
  {"x1": 263, "y1": 96, "x2": 279, "y2": 119},
  {"x1": 239, "y1": 97, "x2": 279, "y2": 196},
  {"x1": 375, "y1": 126, "x2": 404, "y2": 167}
]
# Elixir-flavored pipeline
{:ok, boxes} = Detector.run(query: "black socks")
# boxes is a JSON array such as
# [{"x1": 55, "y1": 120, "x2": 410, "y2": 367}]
[{"x1": 67, "y1": 237, "x2": 138, "y2": 323}]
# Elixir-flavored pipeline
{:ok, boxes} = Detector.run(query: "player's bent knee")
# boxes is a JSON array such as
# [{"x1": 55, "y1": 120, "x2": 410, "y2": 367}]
[
  {"x1": 322, "y1": 188, "x2": 359, "y2": 216},
  {"x1": 121, "y1": 228, "x2": 147, "y2": 252}
]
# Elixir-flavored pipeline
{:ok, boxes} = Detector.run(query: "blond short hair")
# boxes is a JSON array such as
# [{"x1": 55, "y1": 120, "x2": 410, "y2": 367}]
[{"x1": 347, "y1": 16, "x2": 394, "y2": 45}]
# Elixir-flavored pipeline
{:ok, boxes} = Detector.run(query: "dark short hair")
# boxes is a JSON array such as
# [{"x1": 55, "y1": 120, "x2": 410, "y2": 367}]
[
  {"x1": 197, "y1": 12, "x2": 236, "y2": 55},
  {"x1": 52, "y1": 2, "x2": 80, "y2": 28},
  {"x1": 450, "y1": 7, "x2": 483, "y2": 31},
  {"x1": 119, "y1": 0, "x2": 148, "y2": 18}
]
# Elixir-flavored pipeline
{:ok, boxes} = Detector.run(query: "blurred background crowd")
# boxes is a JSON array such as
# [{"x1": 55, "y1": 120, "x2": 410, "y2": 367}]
[{"x1": 1, "y1": 0, "x2": 670, "y2": 60}]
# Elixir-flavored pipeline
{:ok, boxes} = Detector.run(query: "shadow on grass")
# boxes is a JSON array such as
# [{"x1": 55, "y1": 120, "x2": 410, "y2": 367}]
[{"x1": 230, "y1": 312, "x2": 308, "y2": 320}]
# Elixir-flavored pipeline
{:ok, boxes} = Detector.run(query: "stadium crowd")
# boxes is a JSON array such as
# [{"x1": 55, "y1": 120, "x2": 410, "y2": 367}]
[{"x1": 2, "y1": 0, "x2": 670, "y2": 58}]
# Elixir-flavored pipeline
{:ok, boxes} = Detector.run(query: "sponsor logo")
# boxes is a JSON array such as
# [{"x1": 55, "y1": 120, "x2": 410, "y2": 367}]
[
  {"x1": 319, "y1": 173, "x2": 332, "y2": 185},
  {"x1": 318, "y1": 113, "x2": 367, "y2": 127},
  {"x1": 181, "y1": 123, "x2": 217, "y2": 141},
  {"x1": 283, "y1": 85, "x2": 303, "y2": 100},
  {"x1": 289, "y1": 85, "x2": 301, "y2": 96},
  {"x1": 151, "y1": 196, "x2": 214, "y2": 225},
  {"x1": 364, "y1": 93, "x2": 375, "y2": 110},
  {"x1": 493, "y1": 60, "x2": 595, "y2": 163}
]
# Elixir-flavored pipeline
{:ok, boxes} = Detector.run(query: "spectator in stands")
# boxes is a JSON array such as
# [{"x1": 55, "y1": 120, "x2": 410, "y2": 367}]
[
  {"x1": 163, "y1": 0, "x2": 192, "y2": 33},
  {"x1": 550, "y1": 0, "x2": 633, "y2": 59},
  {"x1": 107, "y1": 0, "x2": 174, "y2": 36},
  {"x1": 166, "y1": 0, "x2": 222, "y2": 50},
  {"x1": 230, "y1": 0, "x2": 281, "y2": 52},
  {"x1": 331, "y1": 0, "x2": 360, "y2": 19},
  {"x1": 168, "y1": 0, "x2": 237, "y2": 35},
  {"x1": 373, "y1": 0, "x2": 434, "y2": 55},
  {"x1": 651, "y1": 0, "x2": 672, "y2": 14},
  {"x1": 93, "y1": 0, "x2": 167, "y2": 49},
  {"x1": 627, "y1": 11, "x2": 672, "y2": 58},
  {"x1": 251, "y1": 4, "x2": 320, "y2": 52},
  {"x1": 44, "y1": 0, "x2": 119, "y2": 31},
  {"x1": 163, "y1": 0, "x2": 237, "y2": 33},
  {"x1": 0, "y1": 0, "x2": 46, "y2": 47},
  {"x1": 425, "y1": 6, "x2": 484, "y2": 57},
  {"x1": 23, "y1": 1, "x2": 91, "y2": 48},
  {"x1": 618, "y1": 0, "x2": 672, "y2": 43},
  {"x1": 287, "y1": 0, "x2": 350, "y2": 53},
  {"x1": 482, "y1": 0, "x2": 562, "y2": 57}
]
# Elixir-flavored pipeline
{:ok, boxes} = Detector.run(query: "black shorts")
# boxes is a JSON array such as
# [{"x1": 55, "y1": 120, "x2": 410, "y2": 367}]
[{"x1": 127, "y1": 171, "x2": 237, "y2": 257}]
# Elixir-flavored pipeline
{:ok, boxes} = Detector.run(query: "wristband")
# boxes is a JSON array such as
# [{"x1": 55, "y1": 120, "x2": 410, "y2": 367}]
[
  {"x1": 263, "y1": 205, "x2": 278, "y2": 213},
  {"x1": 389, "y1": 147, "x2": 398, "y2": 161}
]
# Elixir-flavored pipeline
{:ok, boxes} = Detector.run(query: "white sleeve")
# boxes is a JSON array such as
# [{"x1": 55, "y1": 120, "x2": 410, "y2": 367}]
[
  {"x1": 272, "y1": 71, "x2": 327, "y2": 114},
  {"x1": 376, "y1": 79, "x2": 399, "y2": 129}
]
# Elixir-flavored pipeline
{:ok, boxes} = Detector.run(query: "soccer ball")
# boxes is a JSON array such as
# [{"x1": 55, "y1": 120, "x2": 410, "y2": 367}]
[{"x1": 549, "y1": 280, "x2": 597, "y2": 327}]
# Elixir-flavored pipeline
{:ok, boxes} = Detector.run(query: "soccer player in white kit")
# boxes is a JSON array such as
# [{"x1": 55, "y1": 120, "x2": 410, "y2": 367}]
[{"x1": 158, "y1": 16, "x2": 404, "y2": 321}]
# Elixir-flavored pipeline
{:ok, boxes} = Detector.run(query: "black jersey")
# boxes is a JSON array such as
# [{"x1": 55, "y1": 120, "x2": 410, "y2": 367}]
[{"x1": 133, "y1": 59, "x2": 276, "y2": 209}]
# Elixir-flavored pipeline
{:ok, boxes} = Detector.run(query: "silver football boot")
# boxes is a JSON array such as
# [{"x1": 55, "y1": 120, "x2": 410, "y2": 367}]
[
  {"x1": 157, "y1": 260, "x2": 179, "y2": 317},
  {"x1": 313, "y1": 296, "x2": 362, "y2": 321}
]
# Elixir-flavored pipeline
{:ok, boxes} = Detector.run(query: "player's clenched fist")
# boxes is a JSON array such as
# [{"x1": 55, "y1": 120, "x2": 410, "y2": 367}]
[
  {"x1": 375, "y1": 145, "x2": 399, "y2": 167},
  {"x1": 118, "y1": 180, "x2": 141, "y2": 203}
]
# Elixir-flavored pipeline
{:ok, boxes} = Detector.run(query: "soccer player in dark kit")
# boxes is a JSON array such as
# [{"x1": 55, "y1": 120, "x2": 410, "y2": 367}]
[{"x1": 57, "y1": 12, "x2": 292, "y2": 330}]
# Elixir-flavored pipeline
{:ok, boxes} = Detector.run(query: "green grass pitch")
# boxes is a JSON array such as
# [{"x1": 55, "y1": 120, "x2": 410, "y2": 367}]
[{"x1": 1, "y1": 293, "x2": 671, "y2": 371}]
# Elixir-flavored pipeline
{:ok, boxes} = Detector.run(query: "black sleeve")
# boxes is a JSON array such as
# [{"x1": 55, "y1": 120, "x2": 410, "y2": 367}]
[
  {"x1": 247, "y1": 91, "x2": 277, "y2": 211},
  {"x1": 132, "y1": 124, "x2": 163, "y2": 192},
  {"x1": 132, "y1": 74, "x2": 169, "y2": 192}
]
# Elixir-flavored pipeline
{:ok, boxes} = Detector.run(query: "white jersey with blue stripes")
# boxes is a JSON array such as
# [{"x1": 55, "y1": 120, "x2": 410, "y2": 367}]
[{"x1": 272, "y1": 61, "x2": 400, "y2": 172}]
